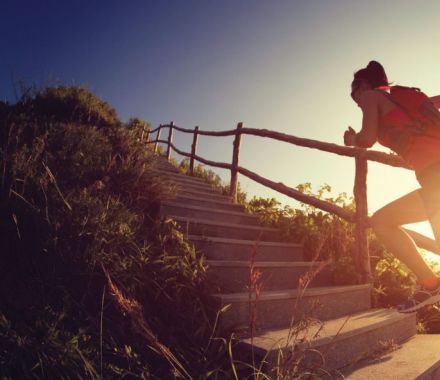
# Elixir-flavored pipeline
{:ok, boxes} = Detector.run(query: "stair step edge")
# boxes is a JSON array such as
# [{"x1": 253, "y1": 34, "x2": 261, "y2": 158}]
[
  {"x1": 206, "y1": 260, "x2": 326, "y2": 268},
  {"x1": 188, "y1": 235, "x2": 302, "y2": 248},
  {"x1": 214, "y1": 284, "x2": 371, "y2": 302},
  {"x1": 172, "y1": 216, "x2": 280, "y2": 232},
  {"x1": 243, "y1": 308, "x2": 414, "y2": 351},
  {"x1": 178, "y1": 186, "x2": 230, "y2": 195},
  {"x1": 178, "y1": 188, "x2": 228, "y2": 197},
  {"x1": 169, "y1": 195, "x2": 243, "y2": 208},
  {"x1": 342, "y1": 334, "x2": 440, "y2": 380},
  {"x1": 161, "y1": 178, "x2": 214, "y2": 188},
  {"x1": 160, "y1": 173, "x2": 215, "y2": 182},
  {"x1": 161, "y1": 201, "x2": 258, "y2": 219}
]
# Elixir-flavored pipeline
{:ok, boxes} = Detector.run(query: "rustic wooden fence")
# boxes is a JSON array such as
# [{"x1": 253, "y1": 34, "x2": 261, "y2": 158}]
[{"x1": 145, "y1": 121, "x2": 439, "y2": 283}]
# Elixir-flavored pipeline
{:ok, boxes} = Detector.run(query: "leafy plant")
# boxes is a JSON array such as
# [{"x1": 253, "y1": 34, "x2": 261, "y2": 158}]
[
  {"x1": 31, "y1": 85, "x2": 121, "y2": 127},
  {"x1": 0, "y1": 86, "x2": 237, "y2": 379}
]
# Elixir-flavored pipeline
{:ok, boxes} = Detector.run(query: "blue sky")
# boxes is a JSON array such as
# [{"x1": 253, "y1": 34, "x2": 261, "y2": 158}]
[{"x1": 2, "y1": 0, "x2": 440, "y2": 236}]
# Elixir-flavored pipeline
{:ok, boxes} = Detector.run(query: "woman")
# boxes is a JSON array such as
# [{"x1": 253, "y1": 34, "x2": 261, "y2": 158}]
[{"x1": 344, "y1": 60, "x2": 440, "y2": 313}]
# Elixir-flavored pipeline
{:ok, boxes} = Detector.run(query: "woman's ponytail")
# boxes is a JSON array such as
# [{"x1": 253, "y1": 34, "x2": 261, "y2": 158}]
[{"x1": 354, "y1": 60, "x2": 389, "y2": 88}]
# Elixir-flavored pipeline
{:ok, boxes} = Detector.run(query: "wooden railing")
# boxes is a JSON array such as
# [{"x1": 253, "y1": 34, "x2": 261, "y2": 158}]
[{"x1": 146, "y1": 122, "x2": 439, "y2": 283}]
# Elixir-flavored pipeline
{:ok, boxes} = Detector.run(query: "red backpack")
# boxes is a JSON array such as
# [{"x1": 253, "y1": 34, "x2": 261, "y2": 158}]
[{"x1": 381, "y1": 85, "x2": 440, "y2": 132}]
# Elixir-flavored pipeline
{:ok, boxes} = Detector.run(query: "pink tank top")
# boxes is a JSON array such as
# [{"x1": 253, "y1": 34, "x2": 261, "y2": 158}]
[{"x1": 379, "y1": 107, "x2": 440, "y2": 175}]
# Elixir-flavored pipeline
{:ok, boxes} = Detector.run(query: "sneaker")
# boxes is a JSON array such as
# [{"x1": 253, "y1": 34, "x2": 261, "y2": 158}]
[{"x1": 398, "y1": 284, "x2": 440, "y2": 313}]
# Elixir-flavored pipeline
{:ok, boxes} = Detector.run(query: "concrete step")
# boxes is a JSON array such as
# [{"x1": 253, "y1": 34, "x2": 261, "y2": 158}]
[
  {"x1": 162, "y1": 194, "x2": 245, "y2": 213},
  {"x1": 190, "y1": 235, "x2": 304, "y2": 261},
  {"x1": 177, "y1": 187, "x2": 233, "y2": 203},
  {"x1": 153, "y1": 160, "x2": 179, "y2": 172},
  {"x1": 161, "y1": 164, "x2": 207, "y2": 179},
  {"x1": 238, "y1": 308, "x2": 416, "y2": 376},
  {"x1": 173, "y1": 216, "x2": 282, "y2": 241},
  {"x1": 159, "y1": 170, "x2": 208, "y2": 184},
  {"x1": 342, "y1": 334, "x2": 440, "y2": 379},
  {"x1": 154, "y1": 156, "x2": 174, "y2": 163},
  {"x1": 153, "y1": 159, "x2": 212, "y2": 183},
  {"x1": 206, "y1": 260, "x2": 333, "y2": 292},
  {"x1": 211, "y1": 284, "x2": 371, "y2": 330},
  {"x1": 162, "y1": 179, "x2": 222, "y2": 195},
  {"x1": 154, "y1": 167, "x2": 180, "y2": 176},
  {"x1": 160, "y1": 202, "x2": 260, "y2": 226},
  {"x1": 166, "y1": 182, "x2": 226, "y2": 198},
  {"x1": 154, "y1": 159, "x2": 176, "y2": 167}
]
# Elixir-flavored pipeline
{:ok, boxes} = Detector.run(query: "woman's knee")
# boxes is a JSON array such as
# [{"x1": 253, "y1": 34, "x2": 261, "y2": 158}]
[{"x1": 370, "y1": 209, "x2": 396, "y2": 232}]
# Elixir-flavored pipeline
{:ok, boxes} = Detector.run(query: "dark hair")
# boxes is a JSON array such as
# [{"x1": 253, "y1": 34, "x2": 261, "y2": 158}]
[{"x1": 352, "y1": 61, "x2": 389, "y2": 88}]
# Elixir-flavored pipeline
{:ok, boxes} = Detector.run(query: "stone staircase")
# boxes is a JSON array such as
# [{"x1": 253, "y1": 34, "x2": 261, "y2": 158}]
[{"x1": 154, "y1": 156, "x2": 440, "y2": 379}]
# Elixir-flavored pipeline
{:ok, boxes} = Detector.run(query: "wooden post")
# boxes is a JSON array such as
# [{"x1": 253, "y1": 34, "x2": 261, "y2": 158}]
[
  {"x1": 166, "y1": 121, "x2": 174, "y2": 160},
  {"x1": 354, "y1": 151, "x2": 371, "y2": 283},
  {"x1": 190, "y1": 126, "x2": 199, "y2": 175},
  {"x1": 230, "y1": 122, "x2": 243, "y2": 203},
  {"x1": 154, "y1": 125, "x2": 162, "y2": 154},
  {"x1": 142, "y1": 122, "x2": 150, "y2": 142}
]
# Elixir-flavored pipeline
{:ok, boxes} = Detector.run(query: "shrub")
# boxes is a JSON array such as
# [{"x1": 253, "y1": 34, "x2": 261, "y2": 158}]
[
  {"x1": 24, "y1": 85, "x2": 120, "y2": 127},
  {"x1": 0, "y1": 87, "x2": 233, "y2": 378}
]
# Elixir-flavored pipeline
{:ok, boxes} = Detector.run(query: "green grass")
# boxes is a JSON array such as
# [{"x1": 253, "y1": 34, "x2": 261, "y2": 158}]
[{"x1": 0, "y1": 86, "x2": 235, "y2": 379}]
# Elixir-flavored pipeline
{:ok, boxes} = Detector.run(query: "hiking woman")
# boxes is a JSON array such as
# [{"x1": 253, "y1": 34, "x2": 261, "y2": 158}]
[{"x1": 344, "y1": 60, "x2": 440, "y2": 312}]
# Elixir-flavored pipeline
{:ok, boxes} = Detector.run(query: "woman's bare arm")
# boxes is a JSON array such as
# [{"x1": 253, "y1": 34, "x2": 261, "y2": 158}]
[{"x1": 354, "y1": 91, "x2": 379, "y2": 148}]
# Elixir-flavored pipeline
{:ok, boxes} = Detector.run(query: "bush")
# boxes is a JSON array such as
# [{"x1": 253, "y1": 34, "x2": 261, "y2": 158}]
[
  {"x1": 0, "y1": 87, "x2": 232, "y2": 378},
  {"x1": 22, "y1": 85, "x2": 120, "y2": 127}
]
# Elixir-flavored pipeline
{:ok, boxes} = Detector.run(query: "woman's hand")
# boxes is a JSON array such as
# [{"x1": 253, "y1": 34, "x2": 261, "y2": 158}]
[{"x1": 344, "y1": 126, "x2": 357, "y2": 146}]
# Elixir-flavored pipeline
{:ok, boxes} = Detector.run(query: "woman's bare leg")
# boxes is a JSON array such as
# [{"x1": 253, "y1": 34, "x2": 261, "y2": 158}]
[{"x1": 370, "y1": 189, "x2": 437, "y2": 280}]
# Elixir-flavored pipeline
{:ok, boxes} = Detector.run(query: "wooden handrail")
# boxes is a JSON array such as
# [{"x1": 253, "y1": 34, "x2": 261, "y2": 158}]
[
  {"x1": 190, "y1": 126, "x2": 199, "y2": 175},
  {"x1": 238, "y1": 166, "x2": 355, "y2": 222},
  {"x1": 150, "y1": 137, "x2": 353, "y2": 219},
  {"x1": 154, "y1": 125, "x2": 162, "y2": 154},
  {"x1": 241, "y1": 128, "x2": 411, "y2": 169},
  {"x1": 230, "y1": 123, "x2": 243, "y2": 202},
  {"x1": 152, "y1": 124, "x2": 410, "y2": 169},
  {"x1": 166, "y1": 122, "x2": 174, "y2": 160},
  {"x1": 353, "y1": 153, "x2": 369, "y2": 280},
  {"x1": 151, "y1": 123, "x2": 237, "y2": 137},
  {"x1": 152, "y1": 139, "x2": 233, "y2": 170},
  {"x1": 149, "y1": 122, "x2": 437, "y2": 283}
]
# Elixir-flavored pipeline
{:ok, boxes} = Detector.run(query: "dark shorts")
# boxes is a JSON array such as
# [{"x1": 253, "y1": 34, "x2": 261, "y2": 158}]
[{"x1": 416, "y1": 162, "x2": 440, "y2": 219}]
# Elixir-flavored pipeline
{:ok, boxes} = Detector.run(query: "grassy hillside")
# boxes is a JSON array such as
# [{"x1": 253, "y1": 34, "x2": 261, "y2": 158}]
[{"x1": 0, "y1": 86, "x2": 229, "y2": 379}]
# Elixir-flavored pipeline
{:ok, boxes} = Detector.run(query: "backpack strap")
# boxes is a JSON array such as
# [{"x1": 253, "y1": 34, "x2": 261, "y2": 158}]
[
  {"x1": 375, "y1": 85, "x2": 392, "y2": 91},
  {"x1": 374, "y1": 86, "x2": 420, "y2": 126}
]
